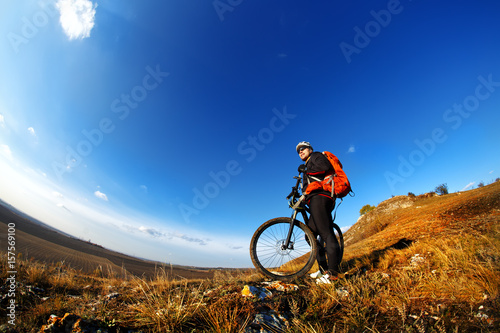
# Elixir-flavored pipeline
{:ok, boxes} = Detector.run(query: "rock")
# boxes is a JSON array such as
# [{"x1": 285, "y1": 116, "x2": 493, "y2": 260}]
[
  {"x1": 39, "y1": 313, "x2": 138, "y2": 333},
  {"x1": 241, "y1": 281, "x2": 300, "y2": 332},
  {"x1": 410, "y1": 253, "x2": 425, "y2": 267},
  {"x1": 40, "y1": 313, "x2": 81, "y2": 333},
  {"x1": 244, "y1": 308, "x2": 289, "y2": 333},
  {"x1": 241, "y1": 285, "x2": 272, "y2": 300},
  {"x1": 105, "y1": 292, "x2": 120, "y2": 300},
  {"x1": 336, "y1": 286, "x2": 349, "y2": 298},
  {"x1": 261, "y1": 281, "x2": 298, "y2": 292}
]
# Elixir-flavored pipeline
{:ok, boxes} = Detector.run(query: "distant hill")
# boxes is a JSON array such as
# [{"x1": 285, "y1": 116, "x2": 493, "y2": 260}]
[{"x1": 0, "y1": 202, "x2": 214, "y2": 279}]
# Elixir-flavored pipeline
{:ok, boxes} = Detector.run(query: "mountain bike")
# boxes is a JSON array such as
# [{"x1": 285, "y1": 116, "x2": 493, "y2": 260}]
[{"x1": 250, "y1": 168, "x2": 344, "y2": 281}]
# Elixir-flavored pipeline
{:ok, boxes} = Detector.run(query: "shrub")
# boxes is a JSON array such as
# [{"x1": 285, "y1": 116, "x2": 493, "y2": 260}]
[
  {"x1": 360, "y1": 204, "x2": 376, "y2": 216},
  {"x1": 434, "y1": 183, "x2": 448, "y2": 195}
]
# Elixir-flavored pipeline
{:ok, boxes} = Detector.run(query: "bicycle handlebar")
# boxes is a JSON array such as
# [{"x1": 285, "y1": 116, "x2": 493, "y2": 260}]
[{"x1": 286, "y1": 171, "x2": 308, "y2": 214}]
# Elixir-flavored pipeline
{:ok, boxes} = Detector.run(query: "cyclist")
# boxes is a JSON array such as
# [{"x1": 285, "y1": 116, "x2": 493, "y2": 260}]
[{"x1": 296, "y1": 141, "x2": 341, "y2": 284}]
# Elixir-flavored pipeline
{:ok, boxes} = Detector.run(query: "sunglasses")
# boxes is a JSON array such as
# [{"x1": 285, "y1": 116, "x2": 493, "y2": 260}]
[{"x1": 298, "y1": 147, "x2": 309, "y2": 153}]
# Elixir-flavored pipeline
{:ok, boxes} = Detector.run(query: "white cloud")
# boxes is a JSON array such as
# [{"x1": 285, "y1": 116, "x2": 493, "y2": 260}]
[
  {"x1": 57, "y1": 0, "x2": 97, "y2": 40},
  {"x1": 341, "y1": 225, "x2": 351, "y2": 233},
  {"x1": 227, "y1": 243, "x2": 243, "y2": 250},
  {"x1": 461, "y1": 182, "x2": 475, "y2": 191},
  {"x1": 0, "y1": 114, "x2": 5, "y2": 128},
  {"x1": 135, "y1": 225, "x2": 209, "y2": 246},
  {"x1": 57, "y1": 203, "x2": 72, "y2": 212},
  {"x1": 139, "y1": 226, "x2": 162, "y2": 238},
  {"x1": 28, "y1": 127, "x2": 36, "y2": 136},
  {"x1": 176, "y1": 233, "x2": 209, "y2": 246},
  {"x1": 0, "y1": 144, "x2": 13, "y2": 161},
  {"x1": 347, "y1": 145, "x2": 356, "y2": 153},
  {"x1": 94, "y1": 190, "x2": 108, "y2": 201}
]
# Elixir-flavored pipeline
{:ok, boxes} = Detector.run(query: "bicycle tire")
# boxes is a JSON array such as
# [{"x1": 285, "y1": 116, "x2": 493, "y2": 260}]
[
  {"x1": 333, "y1": 223, "x2": 344, "y2": 263},
  {"x1": 250, "y1": 217, "x2": 317, "y2": 281}
]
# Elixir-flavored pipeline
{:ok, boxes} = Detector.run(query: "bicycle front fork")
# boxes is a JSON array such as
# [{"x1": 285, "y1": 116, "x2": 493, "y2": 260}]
[
  {"x1": 283, "y1": 195, "x2": 306, "y2": 250},
  {"x1": 281, "y1": 209, "x2": 299, "y2": 250}
]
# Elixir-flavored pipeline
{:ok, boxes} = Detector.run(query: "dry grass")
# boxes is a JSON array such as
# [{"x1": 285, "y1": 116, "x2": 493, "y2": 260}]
[
  {"x1": 1, "y1": 182, "x2": 499, "y2": 332},
  {"x1": 128, "y1": 276, "x2": 204, "y2": 331},
  {"x1": 1, "y1": 231, "x2": 499, "y2": 332},
  {"x1": 289, "y1": 226, "x2": 500, "y2": 332}
]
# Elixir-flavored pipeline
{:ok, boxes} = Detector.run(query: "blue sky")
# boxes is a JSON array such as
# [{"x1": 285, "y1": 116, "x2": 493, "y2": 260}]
[{"x1": 1, "y1": 0, "x2": 499, "y2": 268}]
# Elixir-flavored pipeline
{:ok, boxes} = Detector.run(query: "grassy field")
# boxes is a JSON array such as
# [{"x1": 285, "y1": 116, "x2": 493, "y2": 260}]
[
  {"x1": 0, "y1": 203, "x2": 215, "y2": 280},
  {"x1": 0, "y1": 181, "x2": 499, "y2": 332}
]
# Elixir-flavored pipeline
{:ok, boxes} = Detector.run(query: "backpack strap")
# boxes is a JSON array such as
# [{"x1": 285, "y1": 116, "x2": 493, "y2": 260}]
[{"x1": 332, "y1": 197, "x2": 343, "y2": 222}]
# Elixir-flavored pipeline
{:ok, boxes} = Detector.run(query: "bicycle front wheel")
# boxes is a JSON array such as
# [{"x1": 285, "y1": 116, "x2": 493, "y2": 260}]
[{"x1": 250, "y1": 217, "x2": 317, "y2": 281}]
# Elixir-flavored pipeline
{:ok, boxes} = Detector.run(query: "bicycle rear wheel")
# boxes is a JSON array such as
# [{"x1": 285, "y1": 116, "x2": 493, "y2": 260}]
[
  {"x1": 333, "y1": 223, "x2": 344, "y2": 263},
  {"x1": 250, "y1": 217, "x2": 317, "y2": 281}
]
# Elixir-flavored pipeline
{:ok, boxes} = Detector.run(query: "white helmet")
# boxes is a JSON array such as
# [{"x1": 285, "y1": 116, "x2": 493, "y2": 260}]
[{"x1": 296, "y1": 141, "x2": 313, "y2": 153}]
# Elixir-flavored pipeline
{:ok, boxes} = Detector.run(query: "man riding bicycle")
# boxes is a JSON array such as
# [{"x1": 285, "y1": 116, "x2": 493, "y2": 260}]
[{"x1": 296, "y1": 141, "x2": 342, "y2": 284}]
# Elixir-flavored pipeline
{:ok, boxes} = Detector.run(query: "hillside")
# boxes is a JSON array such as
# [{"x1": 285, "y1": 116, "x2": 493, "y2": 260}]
[
  {"x1": 0, "y1": 203, "x2": 214, "y2": 280},
  {"x1": 343, "y1": 181, "x2": 500, "y2": 265}
]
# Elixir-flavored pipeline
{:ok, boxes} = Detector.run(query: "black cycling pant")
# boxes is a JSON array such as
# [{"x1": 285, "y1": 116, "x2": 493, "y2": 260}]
[{"x1": 307, "y1": 194, "x2": 341, "y2": 275}]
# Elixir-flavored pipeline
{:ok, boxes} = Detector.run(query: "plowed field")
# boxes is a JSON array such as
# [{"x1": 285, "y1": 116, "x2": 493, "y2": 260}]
[{"x1": 0, "y1": 203, "x2": 214, "y2": 279}]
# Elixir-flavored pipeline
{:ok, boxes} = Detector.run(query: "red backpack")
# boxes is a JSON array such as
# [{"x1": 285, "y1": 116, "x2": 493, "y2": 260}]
[{"x1": 304, "y1": 151, "x2": 352, "y2": 198}]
